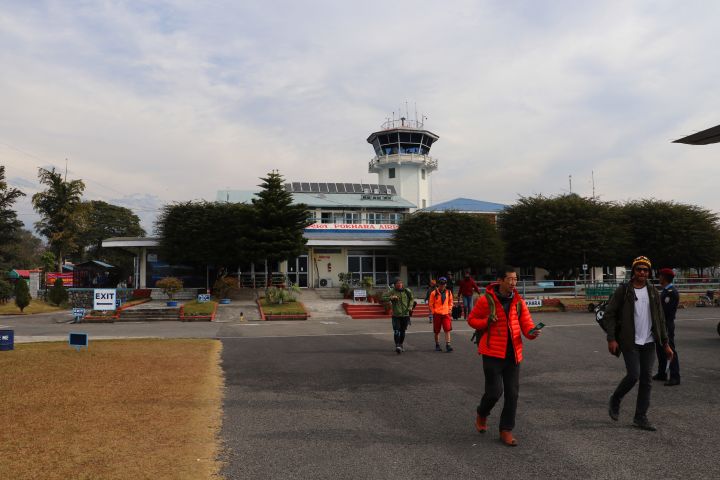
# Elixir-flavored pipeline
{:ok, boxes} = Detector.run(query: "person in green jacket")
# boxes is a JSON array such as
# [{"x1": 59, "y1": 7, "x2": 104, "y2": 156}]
[
  {"x1": 384, "y1": 277, "x2": 414, "y2": 354},
  {"x1": 605, "y1": 256, "x2": 673, "y2": 431}
]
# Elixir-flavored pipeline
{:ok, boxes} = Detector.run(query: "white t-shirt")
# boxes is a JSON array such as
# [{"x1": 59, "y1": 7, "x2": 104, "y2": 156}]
[{"x1": 633, "y1": 286, "x2": 654, "y2": 345}]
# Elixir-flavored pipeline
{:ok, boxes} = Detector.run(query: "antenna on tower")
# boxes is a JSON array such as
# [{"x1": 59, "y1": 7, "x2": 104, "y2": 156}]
[
  {"x1": 592, "y1": 170, "x2": 596, "y2": 198},
  {"x1": 414, "y1": 102, "x2": 418, "y2": 125},
  {"x1": 64, "y1": 158, "x2": 68, "y2": 181}
]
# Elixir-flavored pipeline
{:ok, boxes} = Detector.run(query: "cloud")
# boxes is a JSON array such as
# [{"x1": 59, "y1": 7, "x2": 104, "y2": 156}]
[{"x1": 1, "y1": 0, "x2": 720, "y2": 228}]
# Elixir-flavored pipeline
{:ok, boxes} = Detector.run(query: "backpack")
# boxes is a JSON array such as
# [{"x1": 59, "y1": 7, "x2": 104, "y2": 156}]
[{"x1": 471, "y1": 292, "x2": 522, "y2": 345}]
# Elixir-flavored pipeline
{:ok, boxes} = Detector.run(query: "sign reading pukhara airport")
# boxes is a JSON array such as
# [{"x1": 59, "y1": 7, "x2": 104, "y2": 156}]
[{"x1": 305, "y1": 223, "x2": 399, "y2": 230}]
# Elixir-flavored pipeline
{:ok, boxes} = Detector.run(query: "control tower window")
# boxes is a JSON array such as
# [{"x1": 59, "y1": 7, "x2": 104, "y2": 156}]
[
  {"x1": 421, "y1": 169, "x2": 426, "y2": 180},
  {"x1": 389, "y1": 168, "x2": 396, "y2": 179}
]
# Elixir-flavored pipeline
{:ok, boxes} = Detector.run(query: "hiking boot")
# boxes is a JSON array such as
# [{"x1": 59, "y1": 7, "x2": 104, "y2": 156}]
[
  {"x1": 652, "y1": 373, "x2": 667, "y2": 382},
  {"x1": 446, "y1": 344, "x2": 453, "y2": 353},
  {"x1": 608, "y1": 395, "x2": 619, "y2": 421},
  {"x1": 664, "y1": 377, "x2": 680, "y2": 387},
  {"x1": 475, "y1": 414, "x2": 487, "y2": 433},
  {"x1": 499, "y1": 430, "x2": 517, "y2": 446},
  {"x1": 633, "y1": 416, "x2": 657, "y2": 431},
  {"x1": 435, "y1": 344, "x2": 442, "y2": 352}
]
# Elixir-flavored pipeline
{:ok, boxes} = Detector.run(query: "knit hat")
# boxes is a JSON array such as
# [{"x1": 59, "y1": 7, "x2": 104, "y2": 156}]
[
  {"x1": 632, "y1": 256, "x2": 652, "y2": 270},
  {"x1": 658, "y1": 268, "x2": 675, "y2": 280}
]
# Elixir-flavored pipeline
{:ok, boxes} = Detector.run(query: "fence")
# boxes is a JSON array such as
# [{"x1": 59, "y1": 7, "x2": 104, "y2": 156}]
[{"x1": 516, "y1": 278, "x2": 720, "y2": 299}]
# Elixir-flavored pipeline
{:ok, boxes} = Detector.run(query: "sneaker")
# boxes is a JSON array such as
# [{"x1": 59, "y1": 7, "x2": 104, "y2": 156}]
[
  {"x1": 395, "y1": 345, "x2": 402, "y2": 354},
  {"x1": 499, "y1": 430, "x2": 517, "y2": 446},
  {"x1": 633, "y1": 417, "x2": 657, "y2": 431},
  {"x1": 608, "y1": 395, "x2": 619, "y2": 421},
  {"x1": 475, "y1": 414, "x2": 487, "y2": 433},
  {"x1": 446, "y1": 344, "x2": 453, "y2": 352},
  {"x1": 664, "y1": 377, "x2": 680, "y2": 386},
  {"x1": 435, "y1": 344, "x2": 442, "y2": 352},
  {"x1": 399, "y1": 345, "x2": 405, "y2": 352},
  {"x1": 652, "y1": 373, "x2": 667, "y2": 382}
]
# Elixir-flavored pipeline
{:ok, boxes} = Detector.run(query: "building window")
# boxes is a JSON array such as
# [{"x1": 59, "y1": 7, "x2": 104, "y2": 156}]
[
  {"x1": 389, "y1": 168, "x2": 395, "y2": 179},
  {"x1": 345, "y1": 212, "x2": 360, "y2": 224},
  {"x1": 321, "y1": 212, "x2": 333, "y2": 224},
  {"x1": 421, "y1": 169, "x2": 426, "y2": 180},
  {"x1": 368, "y1": 212, "x2": 385, "y2": 224},
  {"x1": 422, "y1": 199, "x2": 426, "y2": 208},
  {"x1": 387, "y1": 213, "x2": 404, "y2": 224}
]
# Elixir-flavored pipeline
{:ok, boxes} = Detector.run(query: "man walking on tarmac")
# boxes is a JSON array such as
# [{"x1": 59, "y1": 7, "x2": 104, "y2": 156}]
[
  {"x1": 653, "y1": 268, "x2": 680, "y2": 386},
  {"x1": 457, "y1": 271, "x2": 481, "y2": 319},
  {"x1": 429, "y1": 277, "x2": 454, "y2": 352},
  {"x1": 605, "y1": 256, "x2": 673, "y2": 431},
  {"x1": 384, "y1": 278, "x2": 414, "y2": 354},
  {"x1": 467, "y1": 266, "x2": 540, "y2": 447}
]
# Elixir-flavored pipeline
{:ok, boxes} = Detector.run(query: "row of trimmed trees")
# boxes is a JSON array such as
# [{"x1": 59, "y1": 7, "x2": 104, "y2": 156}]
[{"x1": 393, "y1": 194, "x2": 720, "y2": 278}]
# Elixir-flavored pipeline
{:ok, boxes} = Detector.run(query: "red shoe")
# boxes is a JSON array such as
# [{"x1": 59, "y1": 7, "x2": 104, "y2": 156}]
[
  {"x1": 500, "y1": 430, "x2": 517, "y2": 446},
  {"x1": 475, "y1": 414, "x2": 487, "y2": 433}
]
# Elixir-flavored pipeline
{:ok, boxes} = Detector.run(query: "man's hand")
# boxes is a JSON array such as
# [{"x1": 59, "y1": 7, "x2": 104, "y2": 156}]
[
  {"x1": 608, "y1": 340, "x2": 619, "y2": 355},
  {"x1": 664, "y1": 344, "x2": 674, "y2": 361}
]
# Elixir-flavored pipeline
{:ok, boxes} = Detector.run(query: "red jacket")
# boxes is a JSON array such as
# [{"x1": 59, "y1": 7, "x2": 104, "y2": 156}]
[
  {"x1": 457, "y1": 277, "x2": 481, "y2": 297},
  {"x1": 466, "y1": 283, "x2": 537, "y2": 363}
]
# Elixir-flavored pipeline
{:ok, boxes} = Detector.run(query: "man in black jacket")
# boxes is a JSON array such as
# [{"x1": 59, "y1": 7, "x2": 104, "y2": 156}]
[
  {"x1": 605, "y1": 256, "x2": 673, "y2": 431},
  {"x1": 653, "y1": 268, "x2": 680, "y2": 386}
]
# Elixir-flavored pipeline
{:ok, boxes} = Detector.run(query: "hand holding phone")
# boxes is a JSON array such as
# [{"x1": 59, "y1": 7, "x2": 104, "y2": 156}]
[{"x1": 529, "y1": 322, "x2": 545, "y2": 336}]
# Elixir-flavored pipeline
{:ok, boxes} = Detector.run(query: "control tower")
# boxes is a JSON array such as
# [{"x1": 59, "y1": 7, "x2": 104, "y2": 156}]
[{"x1": 367, "y1": 116, "x2": 439, "y2": 211}]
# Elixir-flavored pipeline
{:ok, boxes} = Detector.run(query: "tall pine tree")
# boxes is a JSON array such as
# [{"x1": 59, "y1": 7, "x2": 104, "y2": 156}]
[
  {"x1": 0, "y1": 165, "x2": 26, "y2": 270},
  {"x1": 251, "y1": 171, "x2": 310, "y2": 263}
]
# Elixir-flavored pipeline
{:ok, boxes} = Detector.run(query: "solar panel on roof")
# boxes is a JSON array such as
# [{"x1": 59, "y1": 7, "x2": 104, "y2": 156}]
[
  {"x1": 301, "y1": 182, "x2": 310, "y2": 192},
  {"x1": 344, "y1": 183, "x2": 353, "y2": 193},
  {"x1": 328, "y1": 183, "x2": 337, "y2": 193},
  {"x1": 336, "y1": 183, "x2": 346, "y2": 193},
  {"x1": 319, "y1": 183, "x2": 329, "y2": 193},
  {"x1": 352, "y1": 183, "x2": 362, "y2": 193},
  {"x1": 378, "y1": 185, "x2": 387, "y2": 194},
  {"x1": 292, "y1": 182, "x2": 301, "y2": 192},
  {"x1": 387, "y1": 185, "x2": 397, "y2": 194},
  {"x1": 284, "y1": 183, "x2": 292, "y2": 192},
  {"x1": 310, "y1": 183, "x2": 319, "y2": 192}
]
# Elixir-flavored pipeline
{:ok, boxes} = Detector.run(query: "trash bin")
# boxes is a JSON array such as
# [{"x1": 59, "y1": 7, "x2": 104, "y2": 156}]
[{"x1": 0, "y1": 330, "x2": 14, "y2": 351}]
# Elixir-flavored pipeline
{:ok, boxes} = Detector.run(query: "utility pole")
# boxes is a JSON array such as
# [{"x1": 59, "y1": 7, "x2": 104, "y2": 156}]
[{"x1": 569, "y1": 175, "x2": 572, "y2": 193}]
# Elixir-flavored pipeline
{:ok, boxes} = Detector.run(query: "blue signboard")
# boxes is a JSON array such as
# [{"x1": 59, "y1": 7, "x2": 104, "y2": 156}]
[
  {"x1": 0, "y1": 330, "x2": 14, "y2": 351},
  {"x1": 197, "y1": 294, "x2": 211, "y2": 303},
  {"x1": 69, "y1": 332, "x2": 89, "y2": 352}
]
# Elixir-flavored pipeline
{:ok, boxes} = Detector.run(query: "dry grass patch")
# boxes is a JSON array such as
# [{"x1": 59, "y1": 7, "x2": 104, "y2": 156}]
[
  {"x1": 0, "y1": 339, "x2": 224, "y2": 480},
  {"x1": 0, "y1": 299, "x2": 65, "y2": 315}
]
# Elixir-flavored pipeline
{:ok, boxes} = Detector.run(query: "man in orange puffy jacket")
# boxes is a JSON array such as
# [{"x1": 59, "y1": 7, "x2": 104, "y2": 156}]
[{"x1": 467, "y1": 266, "x2": 540, "y2": 447}]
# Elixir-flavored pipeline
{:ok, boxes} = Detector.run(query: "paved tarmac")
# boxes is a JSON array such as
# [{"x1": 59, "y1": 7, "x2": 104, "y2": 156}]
[{"x1": 219, "y1": 309, "x2": 720, "y2": 480}]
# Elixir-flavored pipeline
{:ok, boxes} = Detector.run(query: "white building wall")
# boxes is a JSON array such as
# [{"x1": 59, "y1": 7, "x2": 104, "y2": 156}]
[{"x1": 375, "y1": 162, "x2": 430, "y2": 211}]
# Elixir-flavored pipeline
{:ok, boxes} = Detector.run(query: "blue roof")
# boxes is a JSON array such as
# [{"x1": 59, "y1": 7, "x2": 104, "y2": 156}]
[{"x1": 421, "y1": 197, "x2": 507, "y2": 213}]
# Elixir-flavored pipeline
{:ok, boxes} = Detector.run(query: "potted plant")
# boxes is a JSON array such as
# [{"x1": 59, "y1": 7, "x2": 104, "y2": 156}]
[
  {"x1": 213, "y1": 277, "x2": 237, "y2": 304},
  {"x1": 156, "y1": 276, "x2": 183, "y2": 306}
]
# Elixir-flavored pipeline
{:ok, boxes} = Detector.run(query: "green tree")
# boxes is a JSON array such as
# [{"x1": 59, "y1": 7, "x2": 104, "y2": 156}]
[
  {"x1": 0, "y1": 165, "x2": 26, "y2": 270},
  {"x1": 156, "y1": 201, "x2": 256, "y2": 268},
  {"x1": 48, "y1": 277, "x2": 69, "y2": 306},
  {"x1": 251, "y1": 171, "x2": 310, "y2": 263},
  {"x1": 0, "y1": 278, "x2": 13, "y2": 304},
  {"x1": 621, "y1": 199, "x2": 720, "y2": 272},
  {"x1": 31, "y1": 167, "x2": 86, "y2": 271},
  {"x1": 393, "y1": 211, "x2": 504, "y2": 272},
  {"x1": 2, "y1": 229, "x2": 44, "y2": 269},
  {"x1": 498, "y1": 194, "x2": 631, "y2": 278},
  {"x1": 14, "y1": 278, "x2": 31, "y2": 312}
]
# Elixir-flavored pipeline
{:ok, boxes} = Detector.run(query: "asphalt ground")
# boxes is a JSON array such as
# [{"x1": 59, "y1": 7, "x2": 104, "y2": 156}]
[{"x1": 219, "y1": 309, "x2": 720, "y2": 480}]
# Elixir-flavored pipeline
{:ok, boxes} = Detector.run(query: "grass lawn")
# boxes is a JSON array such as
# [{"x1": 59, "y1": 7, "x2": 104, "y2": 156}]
[
  {"x1": 0, "y1": 339, "x2": 224, "y2": 479},
  {"x1": 0, "y1": 299, "x2": 65, "y2": 315},
  {"x1": 184, "y1": 300, "x2": 218, "y2": 316},
  {"x1": 260, "y1": 299, "x2": 306, "y2": 315}
]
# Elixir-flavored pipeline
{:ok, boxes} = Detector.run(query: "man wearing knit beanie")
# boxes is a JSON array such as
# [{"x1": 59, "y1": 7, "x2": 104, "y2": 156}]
[{"x1": 604, "y1": 256, "x2": 672, "y2": 431}]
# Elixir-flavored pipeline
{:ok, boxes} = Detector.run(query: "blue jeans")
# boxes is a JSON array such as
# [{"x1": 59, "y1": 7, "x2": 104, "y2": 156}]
[
  {"x1": 612, "y1": 342, "x2": 655, "y2": 419},
  {"x1": 462, "y1": 295, "x2": 475, "y2": 318}
]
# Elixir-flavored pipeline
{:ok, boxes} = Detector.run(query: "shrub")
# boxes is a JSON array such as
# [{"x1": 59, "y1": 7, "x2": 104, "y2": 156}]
[
  {"x1": 131, "y1": 289, "x2": 152, "y2": 299},
  {"x1": 0, "y1": 278, "x2": 13, "y2": 304},
  {"x1": 265, "y1": 285, "x2": 300, "y2": 304},
  {"x1": 156, "y1": 277, "x2": 183, "y2": 300},
  {"x1": 48, "y1": 277, "x2": 68, "y2": 306},
  {"x1": 212, "y1": 277, "x2": 238, "y2": 299},
  {"x1": 14, "y1": 279, "x2": 31, "y2": 312}
]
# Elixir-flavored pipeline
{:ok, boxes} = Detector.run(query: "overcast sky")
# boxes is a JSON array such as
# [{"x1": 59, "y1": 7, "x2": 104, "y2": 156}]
[{"x1": 2, "y1": 0, "x2": 720, "y2": 233}]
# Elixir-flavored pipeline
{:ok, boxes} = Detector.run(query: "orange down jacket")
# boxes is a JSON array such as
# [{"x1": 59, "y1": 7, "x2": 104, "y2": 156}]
[
  {"x1": 429, "y1": 288, "x2": 454, "y2": 315},
  {"x1": 466, "y1": 284, "x2": 537, "y2": 363}
]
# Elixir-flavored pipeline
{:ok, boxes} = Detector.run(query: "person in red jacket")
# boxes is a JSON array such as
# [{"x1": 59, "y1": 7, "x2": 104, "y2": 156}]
[
  {"x1": 467, "y1": 266, "x2": 540, "y2": 447},
  {"x1": 457, "y1": 271, "x2": 482, "y2": 319}
]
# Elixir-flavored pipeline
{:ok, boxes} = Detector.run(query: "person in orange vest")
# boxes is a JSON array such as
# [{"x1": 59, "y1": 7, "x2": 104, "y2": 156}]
[{"x1": 429, "y1": 277, "x2": 454, "y2": 352}]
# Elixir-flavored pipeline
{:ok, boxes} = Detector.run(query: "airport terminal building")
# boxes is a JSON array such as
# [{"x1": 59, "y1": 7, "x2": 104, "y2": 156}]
[{"x1": 104, "y1": 118, "x2": 506, "y2": 289}]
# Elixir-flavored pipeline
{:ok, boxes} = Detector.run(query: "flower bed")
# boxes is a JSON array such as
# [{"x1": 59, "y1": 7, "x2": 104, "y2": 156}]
[
  {"x1": 180, "y1": 301, "x2": 218, "y2": 322},
  {"x1": 257, "y1": 299, "x2": 308, "y2": 321}
]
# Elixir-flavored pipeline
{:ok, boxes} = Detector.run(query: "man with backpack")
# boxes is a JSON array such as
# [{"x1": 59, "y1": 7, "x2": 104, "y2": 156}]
[
  {"x1": 384, "y1": 277, "x2": 414, "y2": 354},
  {"x1": 605, "y1": 256, "x2": 673, "y2": 431},
  {"x1": 467, "y1": 266, "x2": 540, "y2": 447},
  {"x1": 429, "y1": 277, "x2": 454, "y2": 352},
  {"x1": 653, "y1": 268, "x2": 680, "y2": 386}
]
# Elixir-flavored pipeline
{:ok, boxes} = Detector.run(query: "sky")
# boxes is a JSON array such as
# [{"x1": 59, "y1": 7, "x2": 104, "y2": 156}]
[{"x1": 2, "y1": 0, "x2": 720, "y2": 234}]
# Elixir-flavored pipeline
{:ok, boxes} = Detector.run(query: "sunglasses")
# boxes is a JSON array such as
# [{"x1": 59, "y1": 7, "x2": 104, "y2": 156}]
[{"x1": 635, "y1": 267, "x2": 650, "y2": 272}]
